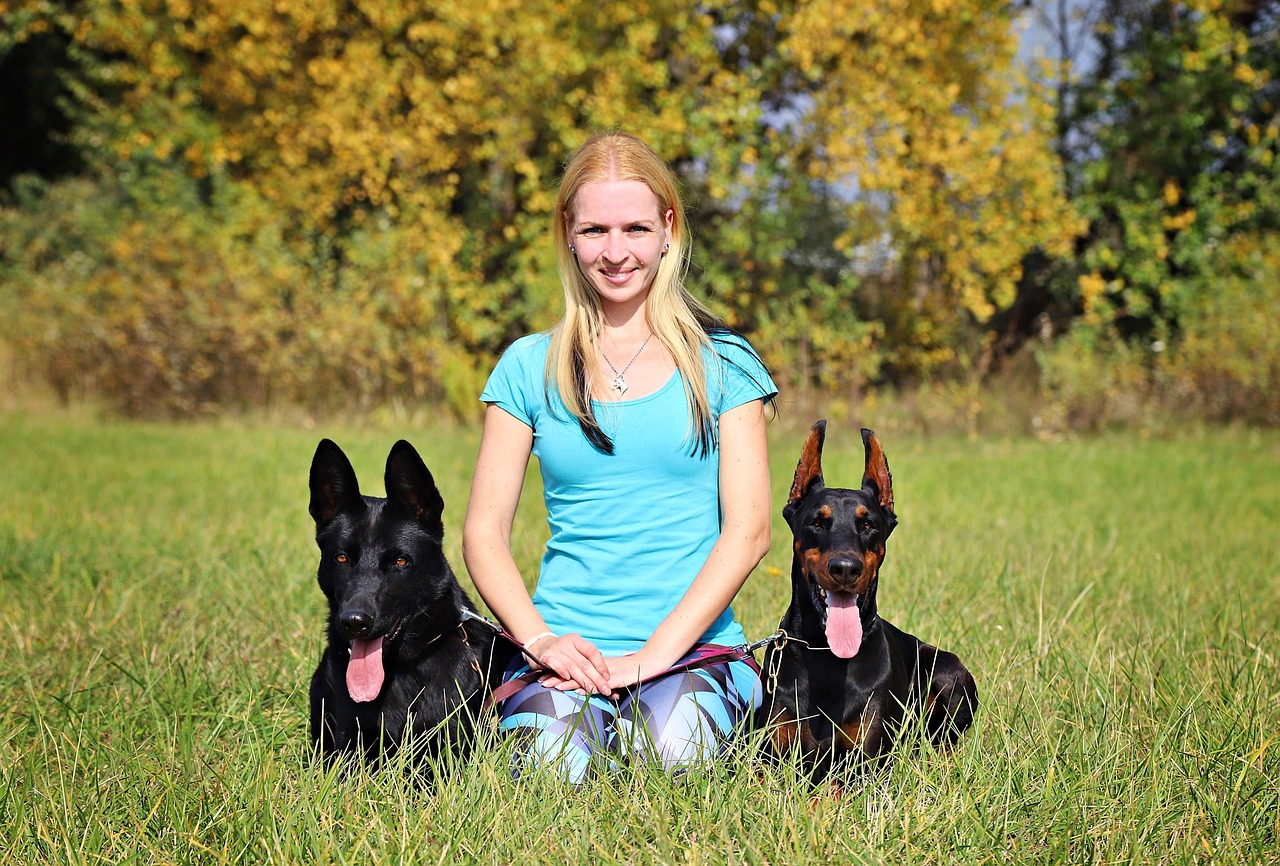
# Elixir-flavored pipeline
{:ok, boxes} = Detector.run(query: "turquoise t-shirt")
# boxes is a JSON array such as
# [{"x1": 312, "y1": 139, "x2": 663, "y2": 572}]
[{"x1": 479, "y1": 331, "x2": 777, "y2": 655}]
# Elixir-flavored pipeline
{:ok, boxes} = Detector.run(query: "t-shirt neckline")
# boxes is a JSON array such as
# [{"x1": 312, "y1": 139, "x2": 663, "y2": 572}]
[{"x1": 590, "y1": 368, "x2": 680, "y2": 407}]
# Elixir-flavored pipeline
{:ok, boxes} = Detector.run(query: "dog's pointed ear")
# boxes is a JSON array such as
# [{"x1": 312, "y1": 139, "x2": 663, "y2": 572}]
[
  {"x1": 860, "y1": 428, "x2": 895, "y2": 520},
  {"x1": 309, "y1": 439, "x2": 363, "y2": 528},
  {"x1": 784, "y1": 420, "x2": 827, "y2": 524},
  {"x1": 385, "y1": 440, "x2": 445, "y2": 537}
]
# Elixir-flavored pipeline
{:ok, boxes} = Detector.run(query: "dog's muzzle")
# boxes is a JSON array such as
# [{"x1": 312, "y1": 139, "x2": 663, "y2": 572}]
[
  {"x1": 810, "y1": 583, "x2": 864, "y2": 660},
  {"x1": 825, "y1": 556, "x2": 863, "y2": 589},
  {"x1": 339, "y1": 607, "x2": 376, "y2": 639}
]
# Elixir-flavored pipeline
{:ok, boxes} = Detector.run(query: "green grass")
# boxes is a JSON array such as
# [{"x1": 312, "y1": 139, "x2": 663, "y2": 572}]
[{"x1": 1, "y1": 410, "x2": 1277, "y2": 864}]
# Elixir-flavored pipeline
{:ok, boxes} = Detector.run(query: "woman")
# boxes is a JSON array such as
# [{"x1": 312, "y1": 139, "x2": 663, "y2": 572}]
[{"x1": 462, "y1": 132, "x2": 776, "y2": 782}]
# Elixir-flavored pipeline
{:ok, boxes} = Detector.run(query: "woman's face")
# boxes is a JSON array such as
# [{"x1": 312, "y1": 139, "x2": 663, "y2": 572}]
[{"x1": 568, "y1": 179, "x2": 673, "y2": 311}]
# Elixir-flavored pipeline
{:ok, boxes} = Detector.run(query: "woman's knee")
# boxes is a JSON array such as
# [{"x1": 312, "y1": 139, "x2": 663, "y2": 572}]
[
  {"x1": 617, "y1": 664, "x2": 756, "y2": 770},
  {"x1": 614, "y1": 706, "x2": 722, "y2": 770},
  {"x1": 498, "y1": 684, "x2": 614, "y2": 782}
]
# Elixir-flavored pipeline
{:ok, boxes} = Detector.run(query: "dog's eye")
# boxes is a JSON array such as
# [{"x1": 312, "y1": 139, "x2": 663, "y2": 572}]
[
  {"x1": 859, "y1": 519, "x2": 875, "y2": 533},
  {"x1": 394, "y1": 556, "x2": 410, "y2": 568},
  {"x1": 809, "y1": 517, "x2": 826, "y2": 530},
  {"x1": 335, "y1": 553, "x2": 348, "y2": 564}
]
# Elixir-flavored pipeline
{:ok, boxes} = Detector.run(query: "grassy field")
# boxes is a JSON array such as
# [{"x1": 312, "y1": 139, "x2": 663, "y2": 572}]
[{"x1": 1, "y1": 410, "x2": 1277, "y2": 864}]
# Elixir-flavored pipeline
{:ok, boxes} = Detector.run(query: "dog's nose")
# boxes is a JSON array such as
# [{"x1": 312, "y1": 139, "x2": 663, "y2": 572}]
[
  {"x1": 827, "y1": 557, "x2": 863, "y2": 587},
  {"x1": 339, "y1": 608, "x2": 375, "y2": 638}
]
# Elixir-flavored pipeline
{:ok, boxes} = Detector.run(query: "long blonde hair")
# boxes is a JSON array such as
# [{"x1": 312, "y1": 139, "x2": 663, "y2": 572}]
[{"x1": 547, "y1": 132, "x2": 726, "y2": 455}]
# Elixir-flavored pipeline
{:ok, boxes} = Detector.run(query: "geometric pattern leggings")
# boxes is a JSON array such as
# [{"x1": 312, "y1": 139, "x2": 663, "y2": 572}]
[{"x1": 497, "y1": 648, "x2": 762, "y2": 784}]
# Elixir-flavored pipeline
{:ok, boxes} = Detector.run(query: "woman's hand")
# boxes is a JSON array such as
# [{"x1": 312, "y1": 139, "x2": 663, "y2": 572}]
[
  {"x1": 526, "y1": 633, "x2": 613, "y2": 696},
  {"x1": 603, "y1": 652, "x2": 656, "y2": 693}
]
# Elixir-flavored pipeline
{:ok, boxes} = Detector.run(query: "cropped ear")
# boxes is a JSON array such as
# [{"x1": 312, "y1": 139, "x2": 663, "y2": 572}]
[
  {"x1": 860, "y1": 428, "x2": 895, "y2": 515},
  {"x1": 385, "y1": 440, "x2": 445, "y2": 538},
  {"x1": 309, "y1": 439, "x2": 363, "y2": 528},
  {"x1": 784, "y1": 421, "x2": 827, "y2": 524}
]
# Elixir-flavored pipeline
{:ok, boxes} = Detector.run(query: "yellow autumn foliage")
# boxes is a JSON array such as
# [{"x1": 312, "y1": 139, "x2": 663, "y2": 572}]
[
  {"x1": 5, "y1": 0, "x2": 1079, "y2": 413},
  {"x1": 785, "y1": 0, "x2": 1076, "y2": 335}
]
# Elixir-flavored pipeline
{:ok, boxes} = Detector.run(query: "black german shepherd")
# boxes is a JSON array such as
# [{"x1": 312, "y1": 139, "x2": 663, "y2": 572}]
[{"x1": 307, "y1": 439, "x2": 510, "y2": 767}]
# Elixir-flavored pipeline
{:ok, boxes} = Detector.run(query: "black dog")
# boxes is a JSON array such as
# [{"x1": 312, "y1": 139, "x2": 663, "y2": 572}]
[
  {"x1": 759, "y1": 422, "x2": 977, "y2": 778},
  {"x1": 308, "y1": 439, "x2": 510, "y2": 767}
]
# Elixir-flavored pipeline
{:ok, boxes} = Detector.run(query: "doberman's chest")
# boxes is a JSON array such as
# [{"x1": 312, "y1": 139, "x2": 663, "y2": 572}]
[{"x1": 766, "y1": 638, "x2": 911, "y2": 761}]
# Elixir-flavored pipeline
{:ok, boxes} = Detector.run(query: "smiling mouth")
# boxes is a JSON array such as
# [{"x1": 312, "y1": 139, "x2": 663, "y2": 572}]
[
  {"x1": 345, "y1": 617, "x2": 403, "y2": 704},
  {"x1": 814, "y1": 586, "x2": 864, "y2": 659},
  {"x1": 385, "y1": 617, "x2": 404, "y2": 642},
  {"x1": 341, "y1": 615, "x2": 403, "y2": 645},
  {"x1": 600, "y1": 267, "x2": 636, "y2": 283}
]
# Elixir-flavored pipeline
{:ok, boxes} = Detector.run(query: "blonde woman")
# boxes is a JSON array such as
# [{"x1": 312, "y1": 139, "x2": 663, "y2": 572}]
[{"x1": 463, "y1": 132, "x2": 775, "y2": 782}]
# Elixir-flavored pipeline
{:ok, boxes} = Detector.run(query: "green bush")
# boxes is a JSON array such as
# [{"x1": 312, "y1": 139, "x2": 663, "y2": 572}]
[
  {"x1": 1034, "y1": 326, "x2": 1160, "y2": 435},
  {"x1": 1160, "y1": 237, "x2": 1280, "y2": 426},
  {"x1": 4, "y1": 169, "x2": 296, "y2": 415},
  {"x1": 1, "y1": 167, "x2": 503, "y2": 419},
  {"x1": 1034, "y1": 233, "x2": 1280, "y2": 432}
]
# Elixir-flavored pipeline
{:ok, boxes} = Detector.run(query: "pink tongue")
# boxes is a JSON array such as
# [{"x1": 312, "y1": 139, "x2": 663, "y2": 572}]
[
  {"x1": 826, "y1": 591, "x2": 863, "y2": 659},
  {"x1": 347, "y1": 636, "x2": 385, "y2": 703}
]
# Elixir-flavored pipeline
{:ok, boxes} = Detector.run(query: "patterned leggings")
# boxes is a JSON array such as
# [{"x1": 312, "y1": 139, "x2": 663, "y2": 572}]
[{"x1": 497, "y1": 648, "x2": 762, "y2": 784}]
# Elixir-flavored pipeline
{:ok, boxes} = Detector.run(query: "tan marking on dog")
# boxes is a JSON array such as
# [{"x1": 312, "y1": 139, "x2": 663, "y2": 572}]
[
  {"x1": 856, "y1": 550, "x2": 881, "y2": 594},
  {"x1": 801, "y1": 547, "x2": 828, "y2": 581},
  {"x1": 787, "y1": 422, "x2": 827, "y2": 505},
  {"x1": 861, "y1": 431, "x2": 895, "y2": 512},
  {"x1": 855, "y1": 504, "x2": 869, "y2": 519},
  {"x1": 768, "y1": 707, "x2": 813, "y2": 754},
  {"x1": 837, "y1": 720, "x2": 866, "y2": 749},
  {"x1": 817, "y1": 504, "x2": 832, "y2": 520}
]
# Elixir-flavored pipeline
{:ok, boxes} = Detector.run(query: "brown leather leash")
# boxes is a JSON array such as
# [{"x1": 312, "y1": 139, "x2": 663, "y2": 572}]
[{"x1": 460, "y1": 608, "x2": 782, "y2": 706}]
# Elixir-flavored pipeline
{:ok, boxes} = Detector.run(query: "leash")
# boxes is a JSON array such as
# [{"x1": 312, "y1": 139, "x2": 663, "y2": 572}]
[
  {"x1": 766, "y1": 629, "x2": 832, "y2": 654},
  {"x1": 461, "y1": 609, "x2": 790, "y2": 706},
  {"x1": 755, "y1": 628, "x2": 837, "y2": 701},
  {"x1": 459, "y1": 608, "x2": 558, "y2": 706}
]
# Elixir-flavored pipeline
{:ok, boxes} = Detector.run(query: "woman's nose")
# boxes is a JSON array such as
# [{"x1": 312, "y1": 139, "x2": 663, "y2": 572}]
[{"x1": 603, "y1": 231, "x2": 627, "y2": 262}]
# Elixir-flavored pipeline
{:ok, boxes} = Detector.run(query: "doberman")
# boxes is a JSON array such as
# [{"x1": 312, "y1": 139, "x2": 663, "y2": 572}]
[{"x1": 758, "y1": 421, "x2": 977, "y2": 779}]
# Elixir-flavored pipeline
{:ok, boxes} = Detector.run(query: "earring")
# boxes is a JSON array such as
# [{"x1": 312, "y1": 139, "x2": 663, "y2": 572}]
[{"x1": 568, "y1": 244, "x2": 576, "y2": 254}]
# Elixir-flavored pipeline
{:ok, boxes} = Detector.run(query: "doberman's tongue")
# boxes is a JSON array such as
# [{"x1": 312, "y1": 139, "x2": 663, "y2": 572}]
[
  {"x1": 826, "y1": 591, "x2": 863, "y2": 659},
  {"x1": 347, "y1": 636, "x2": 385, "y2": 703}
]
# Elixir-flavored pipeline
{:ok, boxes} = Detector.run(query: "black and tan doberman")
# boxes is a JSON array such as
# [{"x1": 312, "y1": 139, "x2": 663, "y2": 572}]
[{"x1": 759, "y1": 421, "x2": 977, "y2": 779}]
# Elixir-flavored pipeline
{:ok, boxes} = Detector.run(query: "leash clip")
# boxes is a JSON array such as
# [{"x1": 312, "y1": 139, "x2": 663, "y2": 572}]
[
  {"x1": 744, "y1": 629, "x2": 786, "y2": 655},
  {"x1": 459, "y1": 607, "x2": 500, "y2": 632},
  {"x1": 764, "y1": 629, "x2": 787, "y2": 695}
]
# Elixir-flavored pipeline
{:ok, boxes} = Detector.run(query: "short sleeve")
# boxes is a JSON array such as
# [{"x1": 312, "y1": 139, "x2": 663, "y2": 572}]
[
  {"x1": 479, "y1": 334, "x2": 548, "y2": 428},
  {"x1": 708, "y1": 332, "x2": 778, "y2": 414}
]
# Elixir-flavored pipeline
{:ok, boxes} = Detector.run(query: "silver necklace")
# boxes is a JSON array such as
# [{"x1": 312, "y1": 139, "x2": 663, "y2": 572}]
[{"x1": 601, "y1": 333, "x2": 652, "y2": 397}]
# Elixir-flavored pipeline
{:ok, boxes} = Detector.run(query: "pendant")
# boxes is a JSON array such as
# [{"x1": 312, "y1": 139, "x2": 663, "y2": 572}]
[{"x1": 611, "y1": 374, "x2": 628, "y2": 396}]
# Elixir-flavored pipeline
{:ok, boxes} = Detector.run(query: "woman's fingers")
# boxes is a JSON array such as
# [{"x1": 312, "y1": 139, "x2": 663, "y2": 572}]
[
  {"x1": 537, "y1": 674, "x2": 575, "y2": 691},
  {"x1": 536, "y1": 633, "x2": 612, "y2": 695},
  {"x1": 604, "y1": 655, "x2": 646, "y2": 691},
  {"x1": 577, "y1": 638, "x2": 610, "y2": 679}
]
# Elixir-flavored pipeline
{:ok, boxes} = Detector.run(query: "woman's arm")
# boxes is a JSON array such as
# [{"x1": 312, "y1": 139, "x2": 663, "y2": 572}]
[
  {"x1": 462, "y1": 403, "x2": 611, "y2": 694},
  {"x1": 603, "y1": 397, "x2": 772, "y2": 690}
]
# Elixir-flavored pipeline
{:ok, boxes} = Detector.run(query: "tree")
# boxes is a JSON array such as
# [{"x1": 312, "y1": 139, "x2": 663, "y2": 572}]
[
  {"x1": 1067, "y1": 0, "x2": 1279, "y2": 338},
  {"x1": 778, "y1": 0, "x2": 1079, "y2": 381},
  {"x1": 3, "y1": 0, "x2": 1082, "y2": 416},
  {"x1": 1031, "y1": 0, "x2": 1280, "y2": 428}
]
